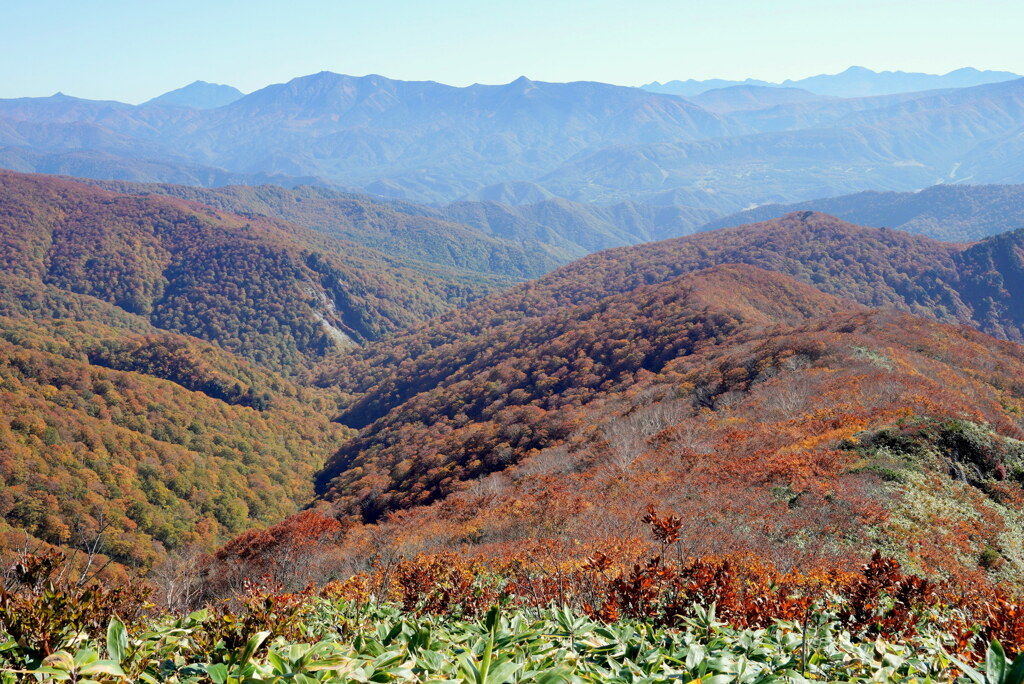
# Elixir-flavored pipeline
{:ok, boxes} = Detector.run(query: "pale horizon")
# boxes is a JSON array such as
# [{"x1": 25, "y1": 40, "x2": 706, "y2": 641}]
[{"x1": 3, "y1": 0, "x2": 1022, "y2": 103}]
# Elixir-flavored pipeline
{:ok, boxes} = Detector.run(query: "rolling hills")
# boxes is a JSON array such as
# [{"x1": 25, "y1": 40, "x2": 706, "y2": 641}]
[
  {"x1": 313, "y1": 264, "x2": 857, "y2": 517},
  {"x1": 310, "y1": 212, "x2": 1023, "y2": 400},
  {"x1": 79, "y1": 178, "x2": 721, "y2": 273},
  {"x1": 0, "y1": 170, "x2": 532, "y2": 569},
  {"x1": 78, "y1": 179, "x2": 566, "y2": 279},
  {"x1": 0, "y1": 167, "x2": 1022, "y2": 587},
  {"x1": 305, "y1": 213, "x2": 1024, "y2": 581}
]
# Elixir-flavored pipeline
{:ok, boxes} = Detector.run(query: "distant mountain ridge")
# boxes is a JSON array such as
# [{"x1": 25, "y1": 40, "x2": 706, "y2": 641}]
[
  {"x1": 684, "y1": 85, "x2": 831, "y2": 113},
  {"x1": 542, "y1": 77, "x2": 1024, "y2": 204},
  {"x1": 643, "y1": 66, "x2": 1021, "y2": 98},
  {"x1": 2, "y1": 70, "x2": 1024, "y2": 207},
  {"x1": 701, "y1": 183, "x2": 1024, "y2": 241},
  {"x1": 143, "y1": 80, "x2": 245, "y2": 109}
]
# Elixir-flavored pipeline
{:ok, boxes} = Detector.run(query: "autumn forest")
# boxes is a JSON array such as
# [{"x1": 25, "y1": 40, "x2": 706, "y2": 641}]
[{"x1": 3, "y1": 55, "x2": 1024, "y2": 682}]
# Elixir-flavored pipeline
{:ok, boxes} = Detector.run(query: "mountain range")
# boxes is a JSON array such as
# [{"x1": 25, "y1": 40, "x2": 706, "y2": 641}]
[
  {"x1": 643, "y1": 65, "x2": 1021, "y2": 97},
  {"x1": 3, "y1": 69, "x2": 1024, "y2": 208}
]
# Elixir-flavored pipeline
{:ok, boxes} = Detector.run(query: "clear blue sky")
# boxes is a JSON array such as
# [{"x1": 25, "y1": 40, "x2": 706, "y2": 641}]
[{"x1": 3, "y1": 0, "x2": 1022, "y2": 103}]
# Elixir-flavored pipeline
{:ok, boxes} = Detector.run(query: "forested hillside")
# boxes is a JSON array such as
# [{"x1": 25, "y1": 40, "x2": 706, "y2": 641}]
[
  {"x1": 525, "y1": 212, "x2": 1023, "y2": 340},
  {"x1": 83, "y1": 178, "x2": 720, "y2": 273},
  {"x1": 3, "y1": 170, "x2": 1024, "y2": 609},
  {"x1": 312, "y1": 262, "x2": 1024, "y2": 583},
  {"x1": 0, "y1": 316, "x2": 348, "y2": 569},
  {"x1": 0, "y1": 171, "x2": 524, "y2": 570},
  {"x1": 0, "y1": 171, "x2": 502, "y2": 371},
  {"x1": 314, "y1": 265, "x2": 853, "y2": 516},
  {"x1": 313, "y1": 212, "x2": 1023, "y2": 405},
  {"x1": 82, "y1": 180, "x2": 565, "y2": 279}
]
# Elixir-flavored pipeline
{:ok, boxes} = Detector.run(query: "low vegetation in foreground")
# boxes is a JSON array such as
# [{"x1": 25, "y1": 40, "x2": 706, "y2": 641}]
[{"x1": 4, "y1": 510, "x2": 1024, "y2": 683}]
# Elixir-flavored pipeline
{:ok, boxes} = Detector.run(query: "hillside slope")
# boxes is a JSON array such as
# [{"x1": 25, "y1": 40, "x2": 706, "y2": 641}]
[
  {"x1": 527, "y1": 212, "x2": 1023, "y2": 340},
  {"x1": 0, "y1": 316, "x2": 348, "y2": 569},
  {"x1": 0, "y1": 171, "x2": 501, "y2": 370},
  {"x1": 81, "y1": 180, "x2": 565, "y2": 279},
  {"x1": 314, "y1": 265, "x2": 856, "y2": 517},
  {"x1": 312, "y1": 262, "x2": 1024, "y2": 582},
  {"x1": 313, "y1": 213, "x2": 1023, "y2": 402}
]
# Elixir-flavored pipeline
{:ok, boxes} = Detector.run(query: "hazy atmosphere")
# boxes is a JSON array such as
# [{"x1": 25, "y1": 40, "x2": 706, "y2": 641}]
[{"x1": 3, "y1": 0, "x2": 1023, "y2": 101}]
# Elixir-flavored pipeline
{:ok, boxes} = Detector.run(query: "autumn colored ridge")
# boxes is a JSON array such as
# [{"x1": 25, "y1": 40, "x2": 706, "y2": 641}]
[
  {"x1": 315, "y1": 210, "x2": 1023, "y2": 394},
  {"x1": 0, "y1": 170, "x2": 498, "y2": 371},
  {"x1": 308, "y1": 260, "x2": 1024, "y2": 584},
  {"x1": 314, "y1": 265, "x2": 862, "y2": 516}
]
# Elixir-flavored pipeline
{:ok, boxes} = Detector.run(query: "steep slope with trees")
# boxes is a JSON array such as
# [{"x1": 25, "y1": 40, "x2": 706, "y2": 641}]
[{"x1": 0, "y1": 171, "x2": 501, "y2": 371}]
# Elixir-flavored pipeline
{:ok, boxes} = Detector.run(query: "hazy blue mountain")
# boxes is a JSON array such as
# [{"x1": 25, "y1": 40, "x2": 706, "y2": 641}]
[
  {"x1": 1, "y1": 71, "x2": 1024, "y2": 208},
  {"x1": 143, "y1": 80, "x2": 244, "y2": 109},
  {"x1": 784, "y1": 66, "x2": 1021, "y2": 97},
  {"x1": 642, "y1": 77, "x2": 773, "y2": 96},
  {"x1": 461, "y1": 181, "x2": 556, "y2": 205},
  {"x1": 643, "y1": 66, "x2": 1020, "y2": 98},
  {"x1": 700, "y1": 183, "x2": 1024, "y2": 242},
  {"x1": 541, "y1": 78, "x2": 1024, "y2": 206},
  {"x1": 0, "y1": 73, "x2": 733, "y2": 203},
  {"x1": 684, "y1": 85, "x2": 830, "y2": 113}
]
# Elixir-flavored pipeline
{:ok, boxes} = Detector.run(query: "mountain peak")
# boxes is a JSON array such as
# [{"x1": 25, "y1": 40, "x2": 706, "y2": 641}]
[{"x1": 143, "y1": 80, "x2": 243, "y2": 109}]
